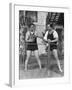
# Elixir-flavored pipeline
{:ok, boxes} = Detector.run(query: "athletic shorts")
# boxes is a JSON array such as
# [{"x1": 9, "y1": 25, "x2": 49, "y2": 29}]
[
  {"x1": 50, "y1": 44, "x2": 57, "y2": 51},
  {"x1": 26, "y1": 42, "x2": 38, "y2": 51}
]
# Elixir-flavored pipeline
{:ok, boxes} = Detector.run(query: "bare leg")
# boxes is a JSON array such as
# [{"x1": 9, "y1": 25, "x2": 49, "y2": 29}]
[
  {"x1": 52, "y1": 49, "x2": 63, "y2": 72},
  {"x1": 34, "y1": 50, "x2": 41, "y2": 69},
  {"x1": 25, "y1": 50, "x2": 31, "y2": 71}
]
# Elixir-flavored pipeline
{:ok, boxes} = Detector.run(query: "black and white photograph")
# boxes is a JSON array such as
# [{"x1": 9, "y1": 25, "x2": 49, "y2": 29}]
[
  {"x1": 19, "y1": 10, "x2": 64, "y2": 79},
  {"x1": 9, "y1": 3, "x2": 70, "y2": 87},
  {"x1": 0, "y1": 0, "x2": 71, "y2": 89}
]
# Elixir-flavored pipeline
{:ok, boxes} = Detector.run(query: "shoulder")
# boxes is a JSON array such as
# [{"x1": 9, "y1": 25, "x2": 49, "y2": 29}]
[
  {"x1": 45, "y1": 31, "x2": 48, "y2": 35},
  {"x1": 26, "y1": 31, "x2": 30, "y2": 34},
  {"x1": 34, "y1": 30, "x2": 38, "y2": 36},
  {"x1": 35, "y1": 30, "x2": 37, "y2": 34},
  {"x1": 26, "y1": 31, "x2": 30, "y2": 36},
  {"x1": 44, "y1": 31, "x2": 48, "y2": 41},
  {"x1": 53, "y1": 30, "x2": 58, "y2": 34},
  {"x1": 53, "y1": 30, "x2": 58, "y2": 38}
]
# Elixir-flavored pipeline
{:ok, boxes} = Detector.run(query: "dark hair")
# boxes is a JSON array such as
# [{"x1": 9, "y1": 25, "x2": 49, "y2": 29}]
[{"x1": 47, "y1": 23, "x2": 54, "y2": 28}]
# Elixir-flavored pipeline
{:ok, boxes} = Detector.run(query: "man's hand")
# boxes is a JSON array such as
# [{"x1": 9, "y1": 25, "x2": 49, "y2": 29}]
[
  {"x1": 28, "y1": 39, "x2": 34, "y2": 42},
  {"x1": 48, "y1": 39, "x2": 52, "y2": 43}
]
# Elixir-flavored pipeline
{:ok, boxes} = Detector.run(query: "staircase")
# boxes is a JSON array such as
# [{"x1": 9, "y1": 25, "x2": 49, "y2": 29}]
[{"x1": 46, "y1": 12, "x2": 61, "y2": 25}]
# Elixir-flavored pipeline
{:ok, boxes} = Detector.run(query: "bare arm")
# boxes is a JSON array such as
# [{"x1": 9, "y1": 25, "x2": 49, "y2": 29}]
[
  {"x1": 43, "y1": 31, "x2": 48, "y2": 42},
  {"x1": 25, "y1": 31, "x2": 32, "y2": 42},
  {"x1": 51, "y1": 38, "x2": 58, "y2": 43},
  {"x1": 35, "y1": 31, "x2": 46, "y2": 40},
  {"x1": 51, "y1": 30, "x2": 58, "y2": 42}
]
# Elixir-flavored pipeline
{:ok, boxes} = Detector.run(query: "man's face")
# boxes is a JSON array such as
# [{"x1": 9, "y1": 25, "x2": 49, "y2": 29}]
[
  {"x1": 30, "y1": 25, "x2": 35, "y2": 32},
  {"x1": 47, "y1": 24, "x2": 52, "y2": 31}
]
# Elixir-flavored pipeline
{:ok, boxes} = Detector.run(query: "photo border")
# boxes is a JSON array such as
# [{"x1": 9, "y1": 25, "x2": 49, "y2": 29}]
[{"x1": 9, "y1": 3, "x2": 70, "y2": 87}]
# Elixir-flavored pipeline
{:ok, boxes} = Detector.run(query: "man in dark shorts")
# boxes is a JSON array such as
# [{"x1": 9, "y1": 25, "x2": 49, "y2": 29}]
[
  {"x1": 44, "y1": 24, "x2": 62, "y2": 72},
  {"x1": 25, "y1": 24, "x2": 41, "y2": 71}
]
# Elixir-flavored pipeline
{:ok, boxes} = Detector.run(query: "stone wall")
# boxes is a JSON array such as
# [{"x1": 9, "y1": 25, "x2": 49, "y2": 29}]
[{"x1": 34, "y1": 12, "x2": 48, "y2": 55}]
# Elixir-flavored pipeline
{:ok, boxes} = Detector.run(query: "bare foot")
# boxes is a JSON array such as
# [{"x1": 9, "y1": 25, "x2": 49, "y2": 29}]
[{"x1": 59, "y1": 68, "x2": 63, "y2": 73}]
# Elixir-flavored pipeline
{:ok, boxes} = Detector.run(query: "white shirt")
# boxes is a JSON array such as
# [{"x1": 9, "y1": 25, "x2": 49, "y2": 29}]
[
  {"x1": 44, "y1": 30, "x2": 58, "y2": 41},
  {"x1": 25, "y1": 31, "x2": 37, "y2": 41}
]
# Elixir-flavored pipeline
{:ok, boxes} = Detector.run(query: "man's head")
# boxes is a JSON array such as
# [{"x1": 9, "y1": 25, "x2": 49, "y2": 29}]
[
  {"x1": 29, "y1": 23, "x2": 36, "y2": 32},
  {"x1": 46, "y1": 23, "x2": 53, "y2": 31}
]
